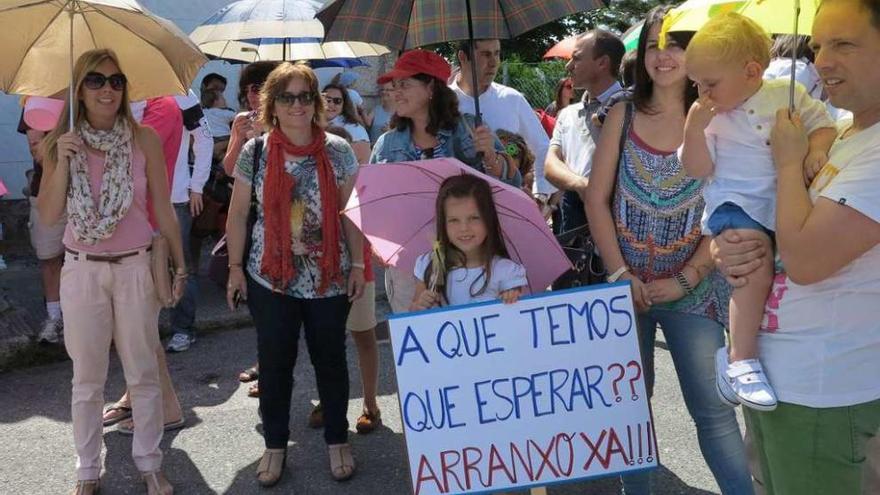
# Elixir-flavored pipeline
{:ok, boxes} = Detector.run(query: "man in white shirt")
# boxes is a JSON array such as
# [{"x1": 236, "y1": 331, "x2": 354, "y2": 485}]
[
  {"x1": 714, "y1": 0, "x2": 880, "y2": 491},
  {"x1": 544, "y1": 30, "x2": 625, "y2": 233},
  {"x1": 167, "y1": 90, "x2": 214, "y2": 353},
  {"x1": 449, "y1": 39, "x2": 552, "y2": 197}
]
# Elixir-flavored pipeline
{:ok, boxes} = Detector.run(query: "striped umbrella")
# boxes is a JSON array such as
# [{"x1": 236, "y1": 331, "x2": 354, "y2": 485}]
[
  {"x1": 318, "y1": 0, "x2": 607, "y2": 124},
  {"x1": 190, "y1": 0, "x2": 389, "y2": 64}
]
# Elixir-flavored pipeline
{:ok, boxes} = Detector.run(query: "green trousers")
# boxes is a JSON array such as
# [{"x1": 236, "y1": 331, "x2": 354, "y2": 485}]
[{"x1": 745, "y1": 399, "x2": 880, "y2": 495}]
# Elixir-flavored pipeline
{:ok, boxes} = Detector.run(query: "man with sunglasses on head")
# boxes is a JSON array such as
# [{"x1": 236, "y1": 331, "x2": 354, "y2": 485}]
[{"x1": 450, "y1": 39, "x2": 553, "y2": 201}]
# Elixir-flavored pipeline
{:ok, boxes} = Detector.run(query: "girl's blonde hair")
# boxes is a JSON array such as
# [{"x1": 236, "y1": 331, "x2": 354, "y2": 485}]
[
  {"x1": 686, "y1": 12, "x2": 772, "y2": 69},
  {"x1": 41, "y1": 49, "x2": 137, "y2": 165},
  {"x1": 258, "y1": 62, "x2": 326, "y2": 130}
]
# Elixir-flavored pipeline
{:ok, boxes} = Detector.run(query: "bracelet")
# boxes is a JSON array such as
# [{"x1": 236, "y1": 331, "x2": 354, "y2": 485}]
[
  {"x1": 674, "y1": 271, "x2": 694, "y2": 295},
  {"x1": 351, "y1": 262, "x2": 366, "y2": 270},
  {"x1": 228, "y1": 262, "x2": 243, "y2": 269},
  {"x1": 607, "y1": 265, "x2": 629, "y2": 283}
]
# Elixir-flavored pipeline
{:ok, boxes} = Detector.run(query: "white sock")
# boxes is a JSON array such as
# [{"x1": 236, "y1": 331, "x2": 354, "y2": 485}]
[{"x1": 46, "y1": 301, "x2": 62, "y2": 321}]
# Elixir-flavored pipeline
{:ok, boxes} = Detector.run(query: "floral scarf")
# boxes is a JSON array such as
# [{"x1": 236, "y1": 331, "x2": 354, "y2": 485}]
[{"x1": 66, "y1": 118, "x2": 134, "y2": 245}]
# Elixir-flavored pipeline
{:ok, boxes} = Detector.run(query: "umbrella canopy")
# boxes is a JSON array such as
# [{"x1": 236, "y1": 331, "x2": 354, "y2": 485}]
[
  {"x1": 317, "y1": 0, "x2": 607, "y2": 50},
  {"x1": 0, "y1": 0, "x2": 207, "y2": 101},
  {"x1": 190, "y1": 0, "x2": 389, "y2": 63},
  {"x1": 343, "y1": 158, "x2": 571, "y2": 294},
  {"x1": 662, "y1": 0, "x2": 818, "y2": 36},
  {"x1": 622, "y1": 20, "x2": 643, "y2": 52},
  {"x1": 543, "y1": 35, "x2": 577, "y2": 60}
]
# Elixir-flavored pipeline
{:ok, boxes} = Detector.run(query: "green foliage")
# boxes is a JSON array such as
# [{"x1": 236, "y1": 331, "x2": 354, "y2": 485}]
[{"x1": 499, "y1": 57, "x2": 569, "y2": 109}]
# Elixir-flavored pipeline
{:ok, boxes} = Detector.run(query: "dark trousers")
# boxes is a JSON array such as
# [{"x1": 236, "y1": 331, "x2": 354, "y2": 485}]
[
  {"x1": 247, "y1": 278, "x2": 351, "y2": 448},
  {"x1": 560, "y1": 190, "x2": 588, "y2": 233}
]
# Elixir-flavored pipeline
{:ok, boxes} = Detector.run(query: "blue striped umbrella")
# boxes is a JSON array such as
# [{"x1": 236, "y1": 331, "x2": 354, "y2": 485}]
[{"x1": 190, "y1": 0, "x2": 389, "y2": 64}]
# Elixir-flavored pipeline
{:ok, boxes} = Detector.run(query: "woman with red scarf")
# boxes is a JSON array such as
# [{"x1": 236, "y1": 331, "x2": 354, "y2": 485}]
[{"x1": 224, "y1": 63, "x2": 365, "y2": 487}]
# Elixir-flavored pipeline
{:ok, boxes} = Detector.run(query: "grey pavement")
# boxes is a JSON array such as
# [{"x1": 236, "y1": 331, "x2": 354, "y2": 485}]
[{"x1": 0, "y1": 322, "x2": 745, "y2": 495}]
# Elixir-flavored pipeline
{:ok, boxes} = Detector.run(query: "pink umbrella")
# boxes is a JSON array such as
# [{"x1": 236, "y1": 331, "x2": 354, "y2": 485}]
[{"x1": 343, "y1": 158, "x2": 571, "y2": 293}]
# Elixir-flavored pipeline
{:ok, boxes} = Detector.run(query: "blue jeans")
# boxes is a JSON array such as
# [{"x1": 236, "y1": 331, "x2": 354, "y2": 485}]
[
  {"x1": 621, "y1": 309, "x2": 753, "y2": 495},
  {"x1": 170, "y1": 202, "x2": 198, "y2": 338}
]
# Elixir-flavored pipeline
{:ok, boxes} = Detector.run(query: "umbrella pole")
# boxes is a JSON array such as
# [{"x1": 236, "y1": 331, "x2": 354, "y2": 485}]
[
  {"x1": 789, "y1": 0, "x2": 801, "y2": 113},
  {"x1": 69, "y1": 5, "x2": 74, "y2": 130},
  {"x1": 464, "y1": 0, "x2": 482, "y2": 127}
]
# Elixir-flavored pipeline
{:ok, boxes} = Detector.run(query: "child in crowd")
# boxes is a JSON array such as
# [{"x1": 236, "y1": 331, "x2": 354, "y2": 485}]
[
  {"x1": 681, "y1": 13, "x2": 836, "y2": 411},
  {"x1": 201, "y1": 90, "x2": 236, "y2": 138},
  {"x1": 496, "y1": 129, "x2": 535, "y2": 196},
  {"x1": 411, "y1": 174, "x2": 527, "y2": 311}
]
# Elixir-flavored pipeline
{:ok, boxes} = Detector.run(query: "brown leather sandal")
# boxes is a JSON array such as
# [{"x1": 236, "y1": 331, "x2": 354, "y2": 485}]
[
  {"x1": 256, "y1": 448, "x2": 287, "y2": 487},
  {"x1": 328, "y1": 443, "x2": 355, "y2": 481},
  {"x1": 141, "y1": 470, "x2": 173, "y2": 495},
  {"x1": 355, "y1": 408, "x2": 382, "y2": 434},
  {"x1": 71, "y1": 479, "x2": 100, "y2": 495}
]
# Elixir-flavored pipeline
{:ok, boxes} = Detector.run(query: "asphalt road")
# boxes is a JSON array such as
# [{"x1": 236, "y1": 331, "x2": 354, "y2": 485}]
[{"x1": 0, "y1": 326, "x2": 745, "y2": 494}]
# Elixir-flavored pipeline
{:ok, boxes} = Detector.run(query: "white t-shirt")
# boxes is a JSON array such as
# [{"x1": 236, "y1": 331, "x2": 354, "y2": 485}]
[
  {"x1": 759, "y1": 118, "x2": 880, "y2": 408},
  {"x1": 171, "y1": 90, "x2": 213, "y2": 204},
  {"x1": 701, "y1": 79, "x2": 834, "y2": 232},
  {"x1": 204, "y1": 107, "x2": 236, "y2": 138},
  {"x1": 550, "y1": 82, "x2": 623, "y2": 181},
  {"x1": 450, "y1": 80, "x2": 553, "y2": 195},
  {"x1": 330, "y1": 116, "x2": 369, "y2": 143},
  {"x1": 763, "y1": 58, "x2": 823, "y2": 100},
  {"x1": 413, "y1": 253, "x2": 528, "y2": 307}
]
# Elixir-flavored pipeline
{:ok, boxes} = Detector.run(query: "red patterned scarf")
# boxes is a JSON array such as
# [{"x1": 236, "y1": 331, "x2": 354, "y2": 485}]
[{"x1": 261, "y1": 126, "x2": 343, "y2": 293}]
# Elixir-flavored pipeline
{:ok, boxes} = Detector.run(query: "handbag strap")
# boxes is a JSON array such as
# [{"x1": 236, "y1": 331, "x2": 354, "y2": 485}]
[
  {"x1": 250, "y1": 136, "x2": 263, "y2": 207},
  {"x1": 619, "y1": 102, "x2": 633, "y2": 159}
]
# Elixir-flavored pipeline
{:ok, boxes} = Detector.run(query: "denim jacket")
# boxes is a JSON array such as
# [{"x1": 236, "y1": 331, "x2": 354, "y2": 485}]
[{"x1": 369, "y1": 113, "x2": 522, "y2": 188}]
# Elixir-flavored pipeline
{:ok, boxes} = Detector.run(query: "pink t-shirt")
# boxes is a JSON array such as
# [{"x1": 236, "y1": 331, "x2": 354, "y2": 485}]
[{"x1": 63, "y1": 144, "x2": 152, "y2": 254}]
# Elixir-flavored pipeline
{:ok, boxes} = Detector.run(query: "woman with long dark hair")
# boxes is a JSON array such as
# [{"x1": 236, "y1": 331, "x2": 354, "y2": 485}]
[{"x1": 585, "y1": 7, "x2": 753, "y2": 494}]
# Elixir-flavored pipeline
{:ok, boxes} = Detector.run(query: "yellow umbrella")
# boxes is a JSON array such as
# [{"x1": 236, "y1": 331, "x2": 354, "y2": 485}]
[
  {"x1": 0, "y1": 0, "x2": 207, "y2": 106},
  {"x1": 662, "y1": 0, "x2": 820, "y2": 109},
  {"x1": 661, "y1": 0, "x2": 818, "y2": 36}
]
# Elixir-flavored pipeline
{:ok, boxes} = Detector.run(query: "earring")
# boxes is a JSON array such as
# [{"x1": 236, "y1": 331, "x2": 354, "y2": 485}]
[{"x1": 272, "y1": 115, "x2": 278, "y2": 127}]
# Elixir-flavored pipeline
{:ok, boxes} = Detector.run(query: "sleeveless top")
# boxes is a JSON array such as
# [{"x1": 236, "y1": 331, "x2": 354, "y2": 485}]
[
  {"x1": 612, "y1": 104, "x2": 728, "y2": 326},
  {"x1": 63, "y1": 144, "x2": 152, "y2": 254}
]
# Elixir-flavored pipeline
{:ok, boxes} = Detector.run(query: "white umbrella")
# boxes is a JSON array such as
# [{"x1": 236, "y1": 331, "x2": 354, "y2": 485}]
[
  {"x1": 0, "y1": 0, "x2": 207, "y2": 107},
  {"x1": 189, "y1": 0, "x2": 389, "y2": 63}
]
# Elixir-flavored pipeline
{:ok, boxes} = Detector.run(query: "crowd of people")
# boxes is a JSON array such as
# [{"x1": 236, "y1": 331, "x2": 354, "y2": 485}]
[{"x1": 17, "y1": 0, "x2": 879, "y2": 493}]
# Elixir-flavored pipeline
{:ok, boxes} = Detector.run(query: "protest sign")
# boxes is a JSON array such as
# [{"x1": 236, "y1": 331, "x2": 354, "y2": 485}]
[{"x1": 389, "y1": 283, "x2": 658, "y2": 495}]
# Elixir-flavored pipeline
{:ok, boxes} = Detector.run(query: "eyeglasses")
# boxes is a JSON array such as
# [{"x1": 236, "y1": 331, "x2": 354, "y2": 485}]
[
  {"x1": 323, "y1": 94, "x2": 344, "y2": 105},
  {"x1": 275, "y1": 91, "x2": 315, "y2": 107},
  {"x1": 83, "y1": 72, "x2": 127, "y2": 91},
  {"x1": 246, "y1": 83, "x2": 263, "y2": 95}
]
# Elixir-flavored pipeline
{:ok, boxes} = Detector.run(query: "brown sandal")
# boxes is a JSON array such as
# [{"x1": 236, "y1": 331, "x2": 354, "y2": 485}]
[
  {"x1": 256, "y1": 448, "x2": 287, "y2": 487},
  {"x1": 141, "y1": 470, "x2": 173, "y2": 495},
  {"x1": 308, "y1": 402, "x2": 324, "y2": 429},
  {"x1": 101, "y1": 402, "x2": 132, "y2": 427},
  {"x1": 328, "y1": 443, "x2": 355, "y2": 481},
  {"x1": 238, "y1": 366, "x2": 259, "y2": 382},
  {"x1": 71, "y1": 480, "x2": 100, "y2": 495},
  {"x1": 247, "y1": 381, "x2": 260, "y2": 398},
  {"x1": 356, "y1": 408, "x2": 382, "y2": 434}
]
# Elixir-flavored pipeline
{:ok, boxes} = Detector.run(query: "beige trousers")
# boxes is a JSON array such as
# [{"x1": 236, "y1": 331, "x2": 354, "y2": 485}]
[{"x1": 61, "y1": 250, "x2": 163, "y2": 480}]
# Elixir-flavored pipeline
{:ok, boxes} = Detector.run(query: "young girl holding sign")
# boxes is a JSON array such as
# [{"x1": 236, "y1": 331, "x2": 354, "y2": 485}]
[{"x1": 410, "y1": 174, "x2": 527, "y2": 311}]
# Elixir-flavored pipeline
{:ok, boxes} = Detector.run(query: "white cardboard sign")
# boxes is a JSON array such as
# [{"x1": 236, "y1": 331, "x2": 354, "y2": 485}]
[{"x1": 389, "y1": 283, "x2": 658, "y2": 495}]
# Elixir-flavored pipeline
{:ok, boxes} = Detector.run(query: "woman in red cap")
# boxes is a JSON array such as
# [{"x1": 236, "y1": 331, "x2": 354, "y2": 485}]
[{"x1": 369, "y1": 49, "x2": 521, "y2": 315}]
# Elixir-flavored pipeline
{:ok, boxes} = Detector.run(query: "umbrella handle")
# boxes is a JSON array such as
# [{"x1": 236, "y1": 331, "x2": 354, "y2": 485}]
[
  {"x1": 464, "y1": 0, "x2": 482, "y2": 128},
  {"x1": 69, "y1": 7, "x2": 74, "y2": 131},
  {"x1": 789, "y1": 0, "x2": 801, "y2": 113}
]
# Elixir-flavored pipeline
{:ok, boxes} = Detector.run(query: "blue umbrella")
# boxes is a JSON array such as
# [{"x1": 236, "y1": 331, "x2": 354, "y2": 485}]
[{"x1": 190, "y1": 0, "x2": 389, "y2": 63}]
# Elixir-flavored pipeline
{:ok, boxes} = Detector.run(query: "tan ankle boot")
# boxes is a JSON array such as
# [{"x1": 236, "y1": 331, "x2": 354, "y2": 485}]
[
  {"x1": 71, "y1": 479, "x2": 100, "y2": 495},
  {"x1": 256, "y1": 448, "x2": 287, "y2": 487},
  {"x1": 141, "y1": 470, "x2": 173, "y2": 495}
]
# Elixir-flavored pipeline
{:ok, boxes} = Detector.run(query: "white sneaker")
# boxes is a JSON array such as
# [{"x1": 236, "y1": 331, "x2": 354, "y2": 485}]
[
  {"x1": 38, "y1": 318, "x2": 63, "y2": 344},
  {"x1": 166, "y1": 333, "x2": 195, "y2": 353},
  {"x1": 726, "y1": 358, "x2": 778, "y2": 411},
  {"x1": 715, "y1": 347, "x2": 739, "y2": 407}
]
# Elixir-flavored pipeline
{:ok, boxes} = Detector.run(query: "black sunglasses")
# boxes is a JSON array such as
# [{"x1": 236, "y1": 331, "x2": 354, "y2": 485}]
[
  {"x1": 323, "y1": 95, "x2": 344, "y2": 105},
  {"x1": 275, "y1": 91, "x2": 315, "y2": 107},
  {"x1": 83, "y1": 72, "x2": 127, "y2": 91}
]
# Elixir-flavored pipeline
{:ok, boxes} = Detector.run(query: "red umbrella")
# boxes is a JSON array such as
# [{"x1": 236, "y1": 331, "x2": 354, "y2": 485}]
[{"x1": 543, "y1": 35, "x2": 577, "y2": 59}]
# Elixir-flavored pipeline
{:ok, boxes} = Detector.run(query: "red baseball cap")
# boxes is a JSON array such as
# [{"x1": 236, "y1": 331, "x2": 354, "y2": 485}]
[{"x1": 377, "y1": 50, "x2": 451, "y2": 84}]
